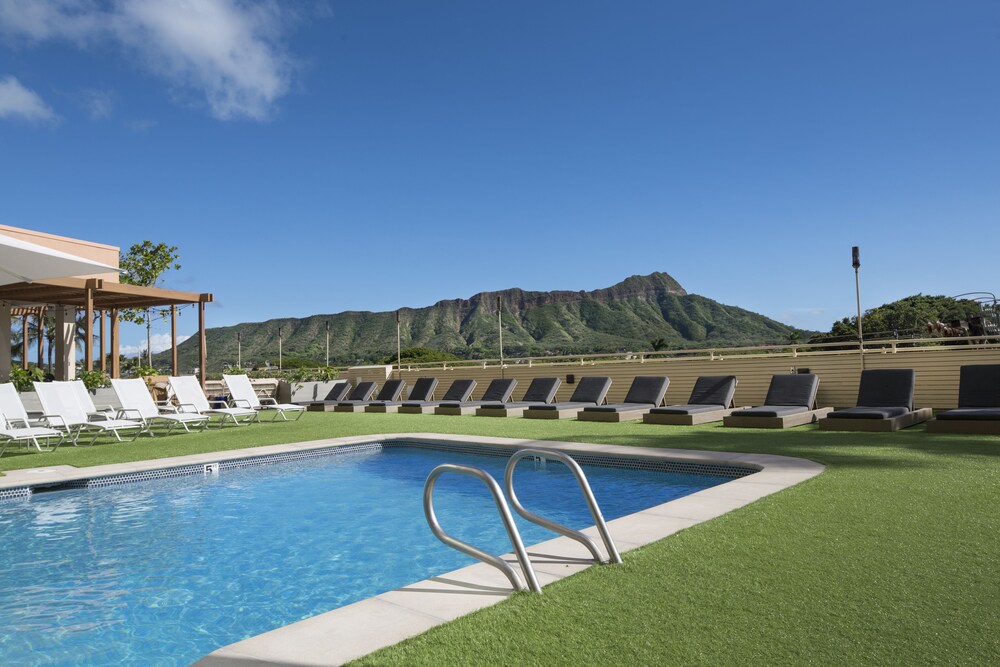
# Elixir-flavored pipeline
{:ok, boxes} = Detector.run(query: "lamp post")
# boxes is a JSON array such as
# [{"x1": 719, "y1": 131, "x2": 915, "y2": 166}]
[
  {"x1": 278, "y1": 326, "x2": 283, "y2": 370},
  {"x1": 395, "y1": 310, "x2": 402, "y2": 380},
  {"x1": 325, "y1": 320, "x2": 330, "y2": 367},
  {"x1": 497, "y1": 296, "x2": 505, "y2": 379},
  {"x1": 237, "y1": 331, "x2": 241, "y2": 369},
  {"x1": 852, "y1": 246, "x2": 864, "y2": 370}
]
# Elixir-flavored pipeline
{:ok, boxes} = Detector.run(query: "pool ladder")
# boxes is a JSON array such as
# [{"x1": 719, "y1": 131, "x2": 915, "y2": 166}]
[{"x1": 423, "y1": 448, "x2": 622, "y2": 593}]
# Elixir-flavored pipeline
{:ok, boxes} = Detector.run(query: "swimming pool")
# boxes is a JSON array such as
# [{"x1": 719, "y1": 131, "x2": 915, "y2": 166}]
[{"x1": 0, "y1": 439, "x2": 749, "y2": 666}]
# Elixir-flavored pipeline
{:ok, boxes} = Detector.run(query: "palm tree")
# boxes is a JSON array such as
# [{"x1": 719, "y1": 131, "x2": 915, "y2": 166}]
[{"x1": 23, "y1": 311, "x2": 96, "y2": 371}]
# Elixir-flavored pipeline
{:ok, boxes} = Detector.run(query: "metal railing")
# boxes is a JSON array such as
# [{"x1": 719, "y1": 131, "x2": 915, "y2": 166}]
[
  {"x1": 504, "y1": 449, "x2": 622, "y2": 565},
  {"x1": 423, "y1": 463, "x2": 541, "y2": 593}
]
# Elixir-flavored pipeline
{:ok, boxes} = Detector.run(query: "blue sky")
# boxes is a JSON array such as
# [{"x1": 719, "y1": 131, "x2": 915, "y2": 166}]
[{"x1": 1, "y1": 1, "x2": 998, "y2": 355}]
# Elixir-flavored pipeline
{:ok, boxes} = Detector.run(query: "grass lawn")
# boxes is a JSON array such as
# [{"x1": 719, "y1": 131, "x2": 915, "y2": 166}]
[{"x1": 3, "y1": 413, "x2": 998, "y2": 665}]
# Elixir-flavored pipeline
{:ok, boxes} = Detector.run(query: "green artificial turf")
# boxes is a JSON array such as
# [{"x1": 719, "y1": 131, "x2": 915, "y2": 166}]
[{"x1": 3, "y1": 414, "x2": 998, "y2": 665}]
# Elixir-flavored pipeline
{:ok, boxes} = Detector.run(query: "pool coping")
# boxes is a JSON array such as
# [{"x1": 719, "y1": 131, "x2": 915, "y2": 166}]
[{"x1": 0, "y1": 434, "x2": 824, "y2": 666}]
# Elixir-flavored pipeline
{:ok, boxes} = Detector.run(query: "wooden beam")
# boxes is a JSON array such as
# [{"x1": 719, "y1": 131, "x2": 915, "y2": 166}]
[
  {"x1": 198, "y1": 300, "x2": 207, "y2": 389},
  {"x1": 110, "y1": 308, "x2": 120, "y2": 379},
  {"x1": 171, "y1": 305, "x2": 178, "y2": 376}
]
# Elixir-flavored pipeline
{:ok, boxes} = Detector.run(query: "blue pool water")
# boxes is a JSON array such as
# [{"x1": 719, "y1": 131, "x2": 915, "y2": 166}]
[{"x1": 0, "y1": 444, "x2": 735, "y2": 666}]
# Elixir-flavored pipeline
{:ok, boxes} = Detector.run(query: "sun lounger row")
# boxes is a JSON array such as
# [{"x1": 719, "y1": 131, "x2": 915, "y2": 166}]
[
  {"x1": 0, "y1": 374, "x2": 308, "y2": 458},
  {"x1": 326, "y1": 365, "x2": 1000, "y2": 434}
]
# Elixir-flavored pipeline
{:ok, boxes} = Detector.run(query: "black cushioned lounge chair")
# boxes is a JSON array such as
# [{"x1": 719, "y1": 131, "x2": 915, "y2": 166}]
[
  {"x1": 335, "y1": 379, "x2": 405, "y2": 412},
  {"x1": 818, "y1": 369, "x2": 930, "y2": 432},
  {"x1": 307, "y1": 381, "x2": 375, "y2": 412},
  {"x1": 475, "y1": 378, "x2": 561, "y2": 417},
  {"x1": 723, "y1": 374, "x2": 830, "y2": 429},
  {"x1": 578, "y1": 376, "x2": 670, "y2": 422},
  {"x1": 927, "y1": 364, "x2": 1000, "y2": 434},
  {"x1": 294, "y1": 381, "x2": 351, "y2": 406},
  {"x1": 399, "y1": 379, "x2": 477, "y2": 414},
  {"x1": 435, "y1": 378, "x2": 518, "y2": 416},
  {"x1": 523, "y1": 376, "x2": 613, "y2": 420},
  {"x1": 366, "y1": 378, "x2": 439, "y2": 413},
  {"x1": 644, "y1": 375, "x2": 738, "y2": 425}
]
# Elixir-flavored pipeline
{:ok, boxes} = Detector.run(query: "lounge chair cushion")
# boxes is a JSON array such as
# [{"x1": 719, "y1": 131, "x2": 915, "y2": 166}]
[
  {"x1": 323, "y1": 383, "x2": 351, "y2": 401},
  {"x1": 567, "y1": 377, "x2": 613, "y2": 404},
  {"x1": 650, "y1": 404, "x2": 726, "y2": 415},
  {"x1": 688, "y1": 375, "x2": 737, "y2": 407},
  {"x1": 585, "y1": 403, "x2": 654, "y2": 413},
  {"x1": 479, "y1": 379, "x2": 517, "y2": 403},
  {"x1": 373, "y1": 380, "x2": 406, "y2": 402},
  {"x1": 440, "y1": 380, "x2": 477, "y2": 402},
  {"x1": 407, "y1": 378, "x2": 439, "y2": 402},
  {"x1": 347, "y1": 382, "x2": 377, "y2": 401},
  {"x1": 827, "y1": 406, "x2": 910, "y2": 420},
  {"x1": 957, "y1": 365, "x2": 1000, "y2": 408},
  {"x1": 763, "y1": 374, "x2": 819, "y2": 408},
  {"x1": 528, "y1": 402, "x2": 589, "y2": 411},
  {"x1": 622, "y1": 376, "x2": 670, "y2": 406},
  {"x1": 730, "y1": 405, "x2": 809, "y2": 418},
  {"x1": 935, "y1": 407, "x2": 1000, "y2": 421},
  {"x1": 856, "y1": 369, "x2": 915, "y2": 410},
  {"x1": 520, "y1": 378, "x2": 560, "y2": 403}
]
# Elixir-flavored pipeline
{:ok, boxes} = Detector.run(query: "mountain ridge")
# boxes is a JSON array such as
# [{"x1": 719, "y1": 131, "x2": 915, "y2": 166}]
[{"x1": 154, "y1": 272, "x2": 805, "y2": 372}]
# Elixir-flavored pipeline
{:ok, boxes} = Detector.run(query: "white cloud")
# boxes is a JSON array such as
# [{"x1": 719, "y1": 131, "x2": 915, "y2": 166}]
[
  {"x1": 80, "y1": 88, "x2": 114, "y2": 119},
  {"x1": 0, "y1": 0, "x2": 294, "y2": 121},
  {"x1": 0, "y1": 75, "x2": 58, "y2": 122},
  {"x1": 121, "y1": 332, "x2": 191, "y2": 357}
]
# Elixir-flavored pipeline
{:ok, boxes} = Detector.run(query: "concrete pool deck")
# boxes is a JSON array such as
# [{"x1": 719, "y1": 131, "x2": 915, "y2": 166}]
[{"x1": 0, "y1": 434, "x2": 824, "y2": 666}]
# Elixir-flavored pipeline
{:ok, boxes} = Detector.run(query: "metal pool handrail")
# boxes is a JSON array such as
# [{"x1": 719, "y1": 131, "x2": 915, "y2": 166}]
[
  {"x1": 423, "y1": 463, "x2": 542, "y2": 593},
  {"x1": 504, "y1": 448, "x2": 622, "y2": 565}
]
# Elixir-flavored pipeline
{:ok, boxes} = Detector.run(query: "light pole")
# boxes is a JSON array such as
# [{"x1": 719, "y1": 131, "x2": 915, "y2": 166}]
[
  {"x1": 325, "y1": 320, "x2": 330, "y2": 367},
  {"x1": 278, "y1": 326, "x2": 283, "y2": 370},
  {"x1": 852, "y1": 246, "x2": 864, "y2": 370},
  {"x1": 237, "y1": 331, "x2": 241, "y2": 369},
  {"x1": 395, "y1": 310, "x2": 402, "y2": 380},
  {"x1": 497, "y1": 296, "x2": 504, "y2": 378}
]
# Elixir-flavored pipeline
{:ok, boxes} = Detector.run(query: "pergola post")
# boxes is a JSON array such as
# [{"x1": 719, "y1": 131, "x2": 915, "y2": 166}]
[
  {"x1": 99, "y1": 310, "x2": 107, "y2": 374},
  {"x1": 171, "y1": 305, "x2": 178, "y2": 376},
  {"x1": 21, "y1": 314, "x2": 29, "y2": 370},
  {"x1": 198, "y1": 298, "x2": 207, "y2": 389},
  {"x1": 36, "y1": 307, "x2": 45, "y2": 370},
  {"x1": 110, "y1": 308, "x2": 120, "y2": 379},
  {"x1": 54, "y1": 305, "x2": 76, "y2": 380},
  {"x1": 0, "y1": 303, "x2": 11, "y2": 379},
  {"x1": 84, "y1": 280, "x2": 95, "y2": 371}
]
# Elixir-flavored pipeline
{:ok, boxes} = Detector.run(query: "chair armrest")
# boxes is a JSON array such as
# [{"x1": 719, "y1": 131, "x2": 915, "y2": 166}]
[
  {"x1": 207, "y1": 398, "x2": 229, "y2": 408},
  {"x1": 40, "y1": 414, "x2": 68, "y2": 429},
  {"x1": 118, "y1": 408, "x2": 144, "y2": 421},
  {"x1": 258, "y1": 397, "x2": 278, "y2": 406},
  {"x1": 232, "y1": 398, "x2": 255, "y2": 409},
  {"x1": 176, "y1": 403, "x2": 201, "y2": 414},
  {"x1": 158, "y1": 404, "x2": 180, "y2": 414}
]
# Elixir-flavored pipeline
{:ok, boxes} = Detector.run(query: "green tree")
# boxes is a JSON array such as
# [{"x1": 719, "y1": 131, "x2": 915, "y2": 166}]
[
  {"x1": 826, "y1": 294, "x2": 981, "y2": 340},
  {"x1": 379, "y1": 346, "x2": 460, "y2": 365},
  {"x1": 650, "y1": 337, "x2": 669, "y2": 351},
  {"x1": 119, "y1": 241, "x2": 181, "y2": 367}
]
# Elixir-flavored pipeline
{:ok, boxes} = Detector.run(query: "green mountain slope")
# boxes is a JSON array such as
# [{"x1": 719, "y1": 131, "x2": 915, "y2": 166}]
[{"x1": 155, "y1": 272, "x2": 805, "y2": 372}]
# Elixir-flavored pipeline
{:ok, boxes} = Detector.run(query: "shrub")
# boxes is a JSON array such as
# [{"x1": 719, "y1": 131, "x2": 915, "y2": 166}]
[{"x1": 7, "y1": 367, "x2": 46, "y2": 392}]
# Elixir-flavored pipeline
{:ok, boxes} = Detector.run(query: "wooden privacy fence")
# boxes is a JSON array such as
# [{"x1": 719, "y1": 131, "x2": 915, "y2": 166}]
[{"x1": 335, "y1": 338, "x2": 1000, "y2": 410}]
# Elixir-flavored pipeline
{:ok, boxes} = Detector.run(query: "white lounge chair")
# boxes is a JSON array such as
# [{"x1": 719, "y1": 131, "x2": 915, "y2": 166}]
[
  {"x1": 168, "y1": 375, "x2": 259, "y2": 427},
  {"x1": 111, "y1": 378, "x2": 210, "y2": 435},
  {"x1": 33, "y1": 381, "x2": 144, "y2": 445},
  {"x1": 223, "y1": 374, "x2": 306, "y2": 421},
  {"x1": 0, "y1": 383, "x2": 65, "y2": 456}
]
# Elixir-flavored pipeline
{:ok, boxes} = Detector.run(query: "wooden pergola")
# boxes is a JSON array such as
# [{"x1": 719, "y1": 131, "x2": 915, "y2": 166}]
[{"x1": 0, "y1": 276, "x2": 213, "y2": 387}]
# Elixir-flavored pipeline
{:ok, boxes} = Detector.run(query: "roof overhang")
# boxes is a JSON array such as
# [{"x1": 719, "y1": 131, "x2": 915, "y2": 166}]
[{"x1": 0, "y1": 277, "x2": 212, "y2": 310}]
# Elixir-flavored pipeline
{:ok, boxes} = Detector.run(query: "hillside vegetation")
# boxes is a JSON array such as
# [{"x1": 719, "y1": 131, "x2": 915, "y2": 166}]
[{"x1": 155, "y1": 272, "x2": 806, "y2": 372}]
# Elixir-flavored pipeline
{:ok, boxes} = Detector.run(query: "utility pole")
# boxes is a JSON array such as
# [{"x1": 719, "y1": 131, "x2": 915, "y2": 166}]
[
  {"x1": 325, "y1": 320, "x2": 330, "y2": 367},
  {"x1": 853, "y1": 246, "x2": 864, "y2": 370},
  {"x1": 497, "y1": 296, "x2": 504, "y2": 379},
  {"x1": 237, "y1": 331, "x2": 241, "y2": 369},
  {"x1": 278, "y1": 326, "x2": 283, "y2": 370},
  {"x1": 396, "y1": 310, "x2": 402, "y2": 380}
]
